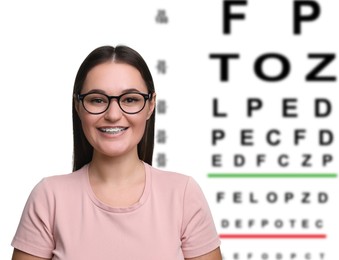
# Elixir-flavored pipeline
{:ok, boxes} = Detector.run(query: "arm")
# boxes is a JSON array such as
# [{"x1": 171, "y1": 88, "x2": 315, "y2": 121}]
[
  {"x1": 181, "y1": 178, "x2": 221, "y2": 259},
  {"x1": 12, "y1": 179, "x2": 55, "y2": 260},
  {"x1": 12, "y1": 249, "x2": 50, "y2": 260},
  {"x1": 185, "y1": 247, "x2": 222, "y2": 260}
]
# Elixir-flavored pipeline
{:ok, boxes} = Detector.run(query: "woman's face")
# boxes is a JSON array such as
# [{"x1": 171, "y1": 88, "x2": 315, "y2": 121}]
[{"x1": 76, "y1": 62, "x2": 155, "y2": 159}]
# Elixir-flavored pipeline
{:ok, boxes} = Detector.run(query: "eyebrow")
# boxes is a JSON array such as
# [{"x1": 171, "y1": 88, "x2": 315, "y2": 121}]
[
  {"x1": 85, "y1": 88, "x2": 145, "y2": 95},
  {"x1": 122, "y1": 88, "x2": 144, "y2": 93}
]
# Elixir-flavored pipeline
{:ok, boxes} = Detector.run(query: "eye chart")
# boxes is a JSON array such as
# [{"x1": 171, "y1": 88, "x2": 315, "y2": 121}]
[{"x1": 1, "y1": 1, "x2": 338, "y2": 259}]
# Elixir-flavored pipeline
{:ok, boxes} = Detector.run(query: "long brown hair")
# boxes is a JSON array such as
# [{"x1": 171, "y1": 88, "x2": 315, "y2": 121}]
[{"x1": 72, "y1": 45, "x2": 156, "y2": 171}]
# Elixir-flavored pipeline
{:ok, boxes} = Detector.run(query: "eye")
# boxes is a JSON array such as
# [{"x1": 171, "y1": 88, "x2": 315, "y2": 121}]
[
  {"x1": 125, "y1": 97, "x2": 138, "y2": 103},
  {"x1": 85, "y1": 94, "x2": 108, "y2": 105},
  {"x1": 91, "y1": 98, "x2": 106, "y2": 104},
  {"x1": 121, "y1": 94, "x2": 142, "y2": 104}
]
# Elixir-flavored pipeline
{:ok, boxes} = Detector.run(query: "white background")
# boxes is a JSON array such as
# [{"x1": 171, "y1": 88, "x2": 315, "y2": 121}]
[{"x1": 1, "y1": 0, "x2": 338, "y2": 259}]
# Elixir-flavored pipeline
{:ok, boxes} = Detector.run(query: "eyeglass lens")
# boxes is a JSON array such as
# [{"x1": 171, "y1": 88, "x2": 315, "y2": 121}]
[{"x1": 82, "y1": 92, "x2": 147, "y2": 114}]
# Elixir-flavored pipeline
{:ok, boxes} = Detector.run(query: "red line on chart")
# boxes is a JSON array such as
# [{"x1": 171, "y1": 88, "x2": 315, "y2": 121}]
[{"x1": 219, "y1": 234, "x2": 327, "y2": 239}]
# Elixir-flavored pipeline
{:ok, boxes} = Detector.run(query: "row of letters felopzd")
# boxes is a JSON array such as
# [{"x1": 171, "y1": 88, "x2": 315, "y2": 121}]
[{"x1": 216, "y1": 191, "x2": 328, "y2": 204}]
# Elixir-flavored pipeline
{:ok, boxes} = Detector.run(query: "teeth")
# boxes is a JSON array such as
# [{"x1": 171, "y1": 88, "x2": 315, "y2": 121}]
[{"x1": 100, "y1": 127, "x2": 126, "y2": 134}]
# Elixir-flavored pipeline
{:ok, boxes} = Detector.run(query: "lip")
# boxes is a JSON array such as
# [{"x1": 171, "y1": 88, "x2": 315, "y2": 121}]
[{"x1": 97, "y1": 126, "x2": 129, "y2": 135}]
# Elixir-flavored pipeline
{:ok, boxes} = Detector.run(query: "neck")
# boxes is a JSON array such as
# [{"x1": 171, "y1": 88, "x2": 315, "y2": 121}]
[{"x1": 89, "y1": 150, "x2": 143, "y2": 186}]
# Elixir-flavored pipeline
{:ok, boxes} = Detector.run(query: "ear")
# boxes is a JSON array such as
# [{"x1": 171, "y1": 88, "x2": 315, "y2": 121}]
[{"x1": 147, "y1": 92, "x2": 156, "y2": 120}]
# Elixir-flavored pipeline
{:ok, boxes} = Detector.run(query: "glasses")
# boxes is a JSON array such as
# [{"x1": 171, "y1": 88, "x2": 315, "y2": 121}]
[{"x1": 78, "y1": 92, "x2": 152, "y2": 115}]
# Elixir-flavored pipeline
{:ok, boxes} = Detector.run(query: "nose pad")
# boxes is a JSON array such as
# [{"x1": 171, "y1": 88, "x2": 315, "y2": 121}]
[{"x1": 104, "y1": 99, "x2": 123, "y2": 120}]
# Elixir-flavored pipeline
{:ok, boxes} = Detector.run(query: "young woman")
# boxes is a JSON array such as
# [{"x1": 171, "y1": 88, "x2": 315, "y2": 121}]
[{"x1": 12, "y1": 45, "x2": 222, "y2": 260}]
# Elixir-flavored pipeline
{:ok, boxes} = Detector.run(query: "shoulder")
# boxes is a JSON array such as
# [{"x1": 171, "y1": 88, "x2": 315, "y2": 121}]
[
  {"x1": 147, "y1": 164, "x2": 191, "y2": 188},
  {"x1": 146, "y1": 163, "x2": 203, "y2": 198},
  {"x1": 148, "y1": 164, "x2": 189, "y2": 181},
  {"x1": 29, "y1": 166, "x2": 87, "y2": 201},
  {"x1": 43, "y1": 167, "x2": 84, "y2": 186}
]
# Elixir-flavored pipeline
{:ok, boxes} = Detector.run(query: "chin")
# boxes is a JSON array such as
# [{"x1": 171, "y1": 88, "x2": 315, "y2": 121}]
[{"x1": 97, "y1": 145, "x2": 137, "y2": 159}]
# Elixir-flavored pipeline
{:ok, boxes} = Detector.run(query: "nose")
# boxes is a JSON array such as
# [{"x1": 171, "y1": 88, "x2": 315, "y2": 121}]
[{"x1": 103, "y1": 99, "x2": 123, "y2": 121}]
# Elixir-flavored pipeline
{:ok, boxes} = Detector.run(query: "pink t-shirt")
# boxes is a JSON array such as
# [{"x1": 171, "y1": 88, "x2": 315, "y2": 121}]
[{"x1": 12, "y1": 162, "x2": 220, "y2": 259}]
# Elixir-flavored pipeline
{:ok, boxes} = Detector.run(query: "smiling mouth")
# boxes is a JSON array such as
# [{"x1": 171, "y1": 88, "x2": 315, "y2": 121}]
[{"x1": 98, "y1": 127, "x2": 128, "y2": 134}]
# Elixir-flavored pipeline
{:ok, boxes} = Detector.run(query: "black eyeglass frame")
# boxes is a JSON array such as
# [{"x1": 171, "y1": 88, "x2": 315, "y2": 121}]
[{"x1": 77, "y1": 91, "x2": 153, "y2": 115}]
